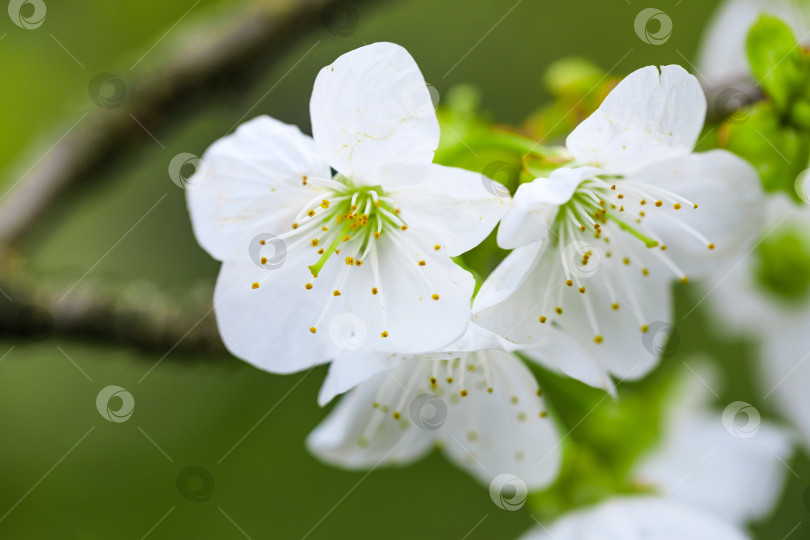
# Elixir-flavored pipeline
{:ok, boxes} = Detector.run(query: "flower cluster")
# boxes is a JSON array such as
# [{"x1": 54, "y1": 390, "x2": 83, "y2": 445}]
[{"x1": 186, "y1": 43, "x2": 761, "y2": 492}]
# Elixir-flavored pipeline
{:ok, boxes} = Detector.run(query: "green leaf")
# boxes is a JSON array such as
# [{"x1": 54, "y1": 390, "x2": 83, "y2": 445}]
[{"x1": 746, "y1": 15, "x2": 804, "y2": 112}]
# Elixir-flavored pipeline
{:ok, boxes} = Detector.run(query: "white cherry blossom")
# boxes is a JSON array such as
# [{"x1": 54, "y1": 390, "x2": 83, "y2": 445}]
[
  {"x1": 186, "y1": 43, "x2": 507, "y2": 386},
  {"x1": 473, "y1": 65, "x2": 763, "y2": 388}
]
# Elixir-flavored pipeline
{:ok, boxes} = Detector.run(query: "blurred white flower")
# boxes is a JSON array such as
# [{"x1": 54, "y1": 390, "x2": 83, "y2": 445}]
[
  {"x1": 697, "y1": 0, "x2": 810, "y2": 85},
  {"x1": 186, "y1": 43, "x2": 507, "y2": 389},
  {"x1": 473, "y1": 65, "x2": 762, "y2": 390},
  {"x1": 521, "y1": 362, "x2": 794, "y2": 539},
  {"x1": 307, "y1": 326, "x2": 561, "y2": 490},
  {"x1": 708, "y1": 193, "x2": 810, "y2": 450}
]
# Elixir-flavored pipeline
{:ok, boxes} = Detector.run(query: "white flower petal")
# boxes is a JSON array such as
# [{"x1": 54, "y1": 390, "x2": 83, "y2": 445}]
[
  {"x1": 213, "y1": 252, "x2": 339, "y2": 374},
  {"x1": 566, "y1": 65, "x2": 706, "y2": 174},
  {"x1": 187, "y1": 115, "x2": 331, "y2": 261},
  {"x1": 634, "y1": 150, "x2": 764, "y2": 277},
  {"x1": 381, "y1": 162, "x2": 509, "y2": 256},
  {"x1": 636, "y1": 411, "x2": 793, "y2": 526},
  {"x1": 310, "y1": 42, "x2": 440, "y2": 183},
  {"x1": 318, "y1": 349, "x2": 404, "y2": 406},
  {"x1": 761, "y1": 318, "x2": 810, "y2": 450},
  {"x1": 520, "y1": 497, "x2": 749, "y2": 540},
  {"x1": 439, "y1": 351, "x2": 561, "y2": 489},
  {"x1": 521, "y1": 332, "x2": 615, "y2": 393},
  {"x1": 307, "y1": 369, "x2": 435, "y2": 469},
  {"x1": 475, "y1": 238, "x2": 673, "y2": 382},
  {"x1": 309, "y1": 352, "x2": 560, "y2": 490},
  {"x1": 498, "y1": 167, "x2": 600, "y2": 249}
]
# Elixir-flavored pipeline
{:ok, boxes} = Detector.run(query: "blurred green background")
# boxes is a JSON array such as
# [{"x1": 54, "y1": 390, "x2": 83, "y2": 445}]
[{"x1": 1, "y1": 0, "x2": 808, "y2": 538}]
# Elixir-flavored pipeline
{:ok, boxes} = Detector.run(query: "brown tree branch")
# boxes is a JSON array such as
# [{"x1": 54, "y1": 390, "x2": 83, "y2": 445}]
[
  {"x1": 0, "y1": 0, "x2": 369, "y2": 250},
  {"x1": 0, "y1": 270, "x2": 225, "y2": 354}
]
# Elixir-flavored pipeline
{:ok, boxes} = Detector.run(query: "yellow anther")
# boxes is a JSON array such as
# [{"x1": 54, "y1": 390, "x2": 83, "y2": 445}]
[
  {"x1": 393, "y1": 412, "x2": 401, "y2": 420},
  {"x1": 681, "y1": 276, "x2": 689, "y2": 284},
  {"x1": 431, "y1": 293, "x2": 439, "y2": 300},
  {"x1": 623, "y1": 257, "x2": 630, "y2": 265},
  {"x1": 260, "y1": 257, "x2": 267, "y2": 265},
  {"x1": 317, "y1": 248, "x2": 324, "y2": 254},
  {"x1": 345, "y1": 256, "x2": 354, "y2": 265},
  {"x1": 594, "y1": 335, "x2": 604, "y2": 344},
  {"x1": 642, "y1": 268, "x2": 649, "y2": 276},
  {"x1": 538, "y1": 316, "x2": 547, "y2": 323},
  {"x1": 655, "y1": 200, "x2": 663, "y2": 207},
  {"x1": 578, "y1": 286, "x2": 586, "y2": 293},
  {"x1": 291, "y1": 223, "x2": 298, "y2": 230},
  {"x1": 307, "y1": 209, "x2": 316, "y2": 217},
  {"x1": 673, "y1": 203, "x2": 681, "y2": 210},
  {"x1": 311, "y1": 238, "x2": 319, "y2": 247},
  {"x1": 641, "y1": 324, "x2": 649, "y2": 333},
  {"x1": 374, "y1": 231, "x2": 381, "y2": 238},
  {"x1": 401, "y1": 225, "x2": 408, "y2": 231},
  {"x1": 309, "y1": 326, "x2": 316, "y2": 333},
  {"x1": 640, "y1": 199, "x2": 647, "y2": 206},
  {"x1": 305, "y1": 283, "x2": 313, "y2": 290},
  {"x1": 343, "y1": 235, "x2": 350, "y2": 242},
  {"x1": 355, "y1": 260, "x2": 363, "y2": 266},
  {"x1": 321, "y1": 200, "x2": 331, "y2": 209},
  {"x1": 611, "y1": 302, "x2": 619, "y2": 311},
  {"x1": 434, "y1": 244, "x2": 441, "y2": 250},
  {"x1": 381, "y1": 331, "x2": 389, "y2": 338},
  {"x1": 554, "y1": 307, "x2": 563, "y2": 315},
  {"x1": 707, "y1": 243, "x2": 715, "y2": 250},
  {"x1": 460, "y1": 390, "x2": 468, "y2": 397},
  {"x1": 322, "y1": 226, "x2": 328, "y2": 231},
  {"x1": 251, "y1": 282, "x2": 260, "y2": 289},
  {"x1": 566, "y1": 279, "x2": 573, "y2": 287},
  {"x1": 333, "y1": 290, "x2": 341, "y2": 296},
  {"x1": 371, "y1": 287, "x2": 378, "y2": 295},
  {"x1": 418, "y1": 260, "x2": 426, "y2": 266}
]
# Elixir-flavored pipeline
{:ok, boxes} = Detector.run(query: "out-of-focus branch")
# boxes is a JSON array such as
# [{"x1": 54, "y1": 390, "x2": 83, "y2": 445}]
[
  {"x1": 0, "y1": 271, "x2": 225, "y2": 354},
  {"x1": 703, "y1": 76, "x2": 764, "y2": 124},
  {"x1": 0, "y1": 0, "x2": 369, "y2": 250}
]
